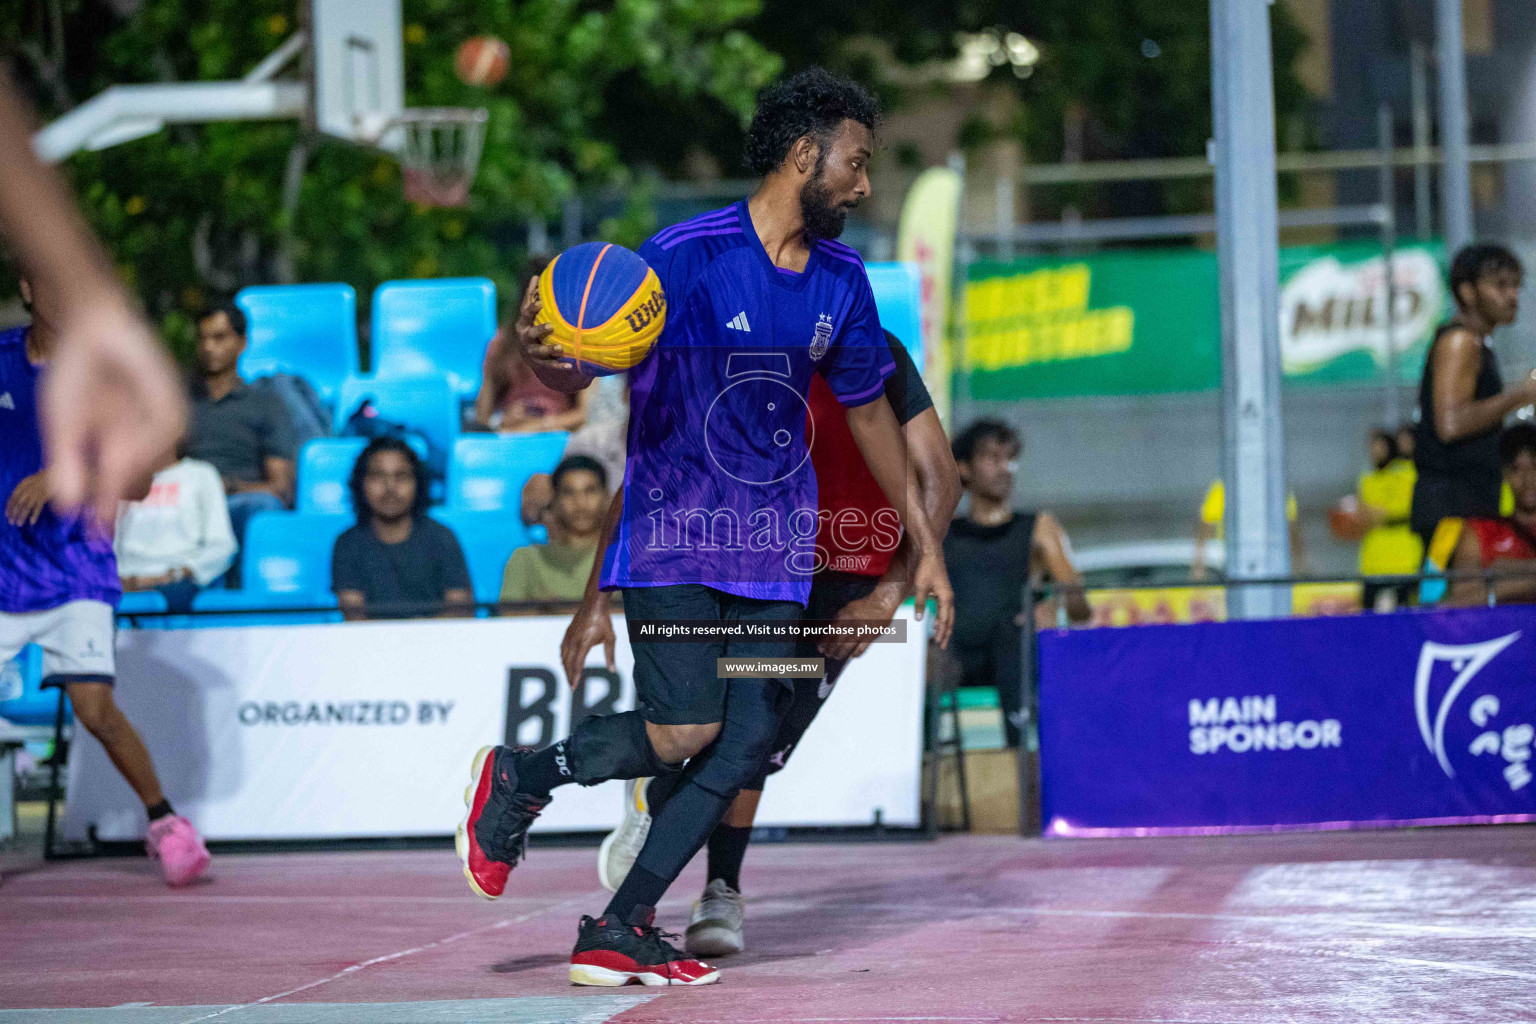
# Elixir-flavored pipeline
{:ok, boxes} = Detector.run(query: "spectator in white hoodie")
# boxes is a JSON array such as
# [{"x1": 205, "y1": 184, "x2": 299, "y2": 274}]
[{"x1": 115, "y1": 450, "x2": 237, "y2": 612}]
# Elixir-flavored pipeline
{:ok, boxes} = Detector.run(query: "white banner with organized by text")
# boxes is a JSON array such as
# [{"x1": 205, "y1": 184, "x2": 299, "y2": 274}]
[{"x1": 62, "y1": 610, "x2": 924, "y2": 841}]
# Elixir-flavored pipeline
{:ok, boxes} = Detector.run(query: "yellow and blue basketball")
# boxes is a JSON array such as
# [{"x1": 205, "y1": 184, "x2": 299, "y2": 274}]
[{"x1": 534, "y1": 241, "x2": 665, "y2": 376}]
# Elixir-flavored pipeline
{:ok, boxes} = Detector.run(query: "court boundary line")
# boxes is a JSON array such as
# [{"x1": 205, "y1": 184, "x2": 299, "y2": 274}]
[
  {"x1": 173, "y1": 892, "x2": 604, "y2": 1024},
  {"x1": 747, "y1": 899, "x2": 1536, "y2": 942}
]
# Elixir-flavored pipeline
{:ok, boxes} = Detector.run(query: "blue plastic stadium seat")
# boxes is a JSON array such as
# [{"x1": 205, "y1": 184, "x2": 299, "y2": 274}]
[
  {"x1": 333, "y1": 375, "x2": 460, "y2": 461},
  {"x1": 189, "y1": 589, "x2": 342, "y2": 627},
  {"x1": 235, "y1": 284, "x2": 360, "y2": 404},
  {"x1": 431, "y1": 508, "x2": 531, "y2": 604},
  {"x1": 116, "y1": 590, "x2": 169, "y2": 616},
  {"x1": 371, "y1": 278, "x2": 497, "y2": 397},
  {"x1": 242, "y1": 511, "x2": 353, "y2": 595},
  {"x1": 0, "y1": 644, "x2": 67, "y2": 726},
  {"x1": 447, "y1": 433, "x2": 568, "y2": 512},
  {"x1": 116, "y1": 590, "x2": 173, "y2": 629},
  {"x1": 865, "y1": 261, "x2": 924, "y2": 367},
  {"x1": 298, "y1": 436, "x2": 430, "y2": 516}
]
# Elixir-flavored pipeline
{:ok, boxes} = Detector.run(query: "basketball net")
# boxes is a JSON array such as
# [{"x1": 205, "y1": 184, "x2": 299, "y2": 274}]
[{"x1": 396, "y1": 108, "x2": 489, "y2": 208}]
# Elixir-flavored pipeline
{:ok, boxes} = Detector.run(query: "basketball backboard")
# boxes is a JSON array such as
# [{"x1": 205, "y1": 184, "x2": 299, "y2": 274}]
[{"x1": 305, "y1": 0, "x2": 403, "y2": 150}]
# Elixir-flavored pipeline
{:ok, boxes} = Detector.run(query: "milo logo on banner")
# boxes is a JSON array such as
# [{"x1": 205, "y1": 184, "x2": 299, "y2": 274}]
[
  {"x1": 1280, "y1": 246, "x2": 1445, "y2": 379},
  {"x1": 1415, "y1": 632, "x2": 1533, "y2": 793}
]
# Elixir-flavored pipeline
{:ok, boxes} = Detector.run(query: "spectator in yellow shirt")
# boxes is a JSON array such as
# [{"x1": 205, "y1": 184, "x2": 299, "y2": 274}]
[
  {"x1": 1354, "y1": 430, "x2": 1422, "y2": 611},
  {"x1": 1192, "y1": 479, "x2": 1305, "y2": 581}
]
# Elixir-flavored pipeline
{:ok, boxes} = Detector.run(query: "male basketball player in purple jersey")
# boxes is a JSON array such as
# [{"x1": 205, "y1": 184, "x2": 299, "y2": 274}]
[
  {"x1": 459, "y1": 68, "x2": 953, "y2": 985},
  {"x1": 2, "y1": 275, "x2": 209, "y2": 886}
]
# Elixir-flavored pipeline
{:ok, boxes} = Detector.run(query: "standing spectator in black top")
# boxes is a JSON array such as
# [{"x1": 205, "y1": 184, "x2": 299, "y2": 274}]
[
  {"x1": 332, "y1": 437, "x2": 473, "y2": 620},
  {"x1": 943, "y1": 420, "x2": 1090, "y2": 748},
  {"x1": 186, "y1": 303, "x2": 296, "y2": 583},
  {"x1": 1412, "y1": 244, "x2": 1536, "y2": 546}
]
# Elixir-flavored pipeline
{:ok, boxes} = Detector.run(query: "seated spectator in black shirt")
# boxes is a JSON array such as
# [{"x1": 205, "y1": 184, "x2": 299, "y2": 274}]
[
  {"x1": 332, "y1": 437, "x2": 473, "y2": 620},
  {"x1": 186, "y1": 303, "x2": 296, "y2": 578},
  {"x1": 942, "y1": 420, "x2": 1091, "y2": 749}
]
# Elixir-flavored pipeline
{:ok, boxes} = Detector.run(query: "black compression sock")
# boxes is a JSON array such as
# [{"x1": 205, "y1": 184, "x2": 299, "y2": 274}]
[
  {"x1": 705, "y1": 823, "x2": 752, "y2": 893},
  {"x1": 514, "y1": 741, "x2": 574, "y2": 797},
  {"x1": 145, "y1": 799, "x2": 174, "y2": 822},
  {"x1": 604, "y1": 865, "x2": 670, "y2": 924},
  {"x1": 644, "y1": 769, "x2": 686, "y2": 816}
]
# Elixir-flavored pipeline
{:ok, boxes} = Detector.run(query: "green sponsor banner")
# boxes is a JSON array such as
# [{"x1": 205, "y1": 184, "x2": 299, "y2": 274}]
[{"x1": 962, "y1": 242, "x2": 1445, "y2": 400}]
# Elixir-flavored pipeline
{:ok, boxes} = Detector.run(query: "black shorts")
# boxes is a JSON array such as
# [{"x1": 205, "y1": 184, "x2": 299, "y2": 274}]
[
  {"x1": 749, "y1": 572, "x2": 879, "y2": 788},
  {"x1": 622, "y1": 584, "x2": 801, "y2": 726}
]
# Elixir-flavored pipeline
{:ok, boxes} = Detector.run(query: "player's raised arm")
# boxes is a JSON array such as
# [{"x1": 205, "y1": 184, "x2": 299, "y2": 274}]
[{"x1": 0, "y1": 73, "x2": 185, "y2": 526}]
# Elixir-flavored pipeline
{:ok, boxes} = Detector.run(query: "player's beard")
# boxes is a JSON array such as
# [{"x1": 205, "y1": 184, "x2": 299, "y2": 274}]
[{"x1": 800, "y1": 166, "x2": 850, "y2": 241}]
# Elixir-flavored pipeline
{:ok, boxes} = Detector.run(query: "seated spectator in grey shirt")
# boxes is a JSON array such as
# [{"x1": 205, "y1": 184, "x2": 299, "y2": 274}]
[
  {"x1": 186, "y1": 303, "x2": 296, "y2": 581},
  {"x1": 332, "y1": 437, "x2": 473, "y2": 620}
]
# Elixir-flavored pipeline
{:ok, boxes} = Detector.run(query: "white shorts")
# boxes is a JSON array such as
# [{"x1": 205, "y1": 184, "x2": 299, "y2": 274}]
[{"x1": 0, "y1": 600, "x2": 116, "y2": 683}]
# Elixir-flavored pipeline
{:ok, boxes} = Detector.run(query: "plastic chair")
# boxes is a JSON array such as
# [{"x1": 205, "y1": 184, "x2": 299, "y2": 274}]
[
  {"x1": 116, "y1": 590, "x2": 169, "y2": 616},
  {"x1": 241, "y1": 511, "x2": 353, "y2": 595},
  {"x1": 189, "y1": 589, "x2": 342, "y2": 627},
  {"x1": 431, "y1": 508, "x2": 531, "y2": 604},
  {"x1": 447, "y1": 433, "x2": 568, "y2": 512},
  {"x1": 371, "y1": 277, "x2": 497, "y2": 397},
  {"x1": 235, "y1": 284, "x2": 360, "y2": 404},
  {"x1": 0, "y1": 645, "x2": 65, "y2": 727},
  {"x1": 298, "y1": 436, "x2": 431, "y2": 516},
  {"x1": 865, "y1": 261, "x2": 924, "y2": 367},
  {"x1": 115, "y1": 590, "x2": 175, "y2": 630},
  {"x1": 334, "y1": 375, "x2": 460, "y2": 461}
]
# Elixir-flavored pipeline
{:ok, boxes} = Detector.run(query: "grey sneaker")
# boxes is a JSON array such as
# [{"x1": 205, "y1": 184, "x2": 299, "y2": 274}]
[
  {"x1": 685, "y1": 878, "x2": 745, "y2": 957},
  {"x1": 597, "y1": 777, "x2": 652, "y2": 893}
]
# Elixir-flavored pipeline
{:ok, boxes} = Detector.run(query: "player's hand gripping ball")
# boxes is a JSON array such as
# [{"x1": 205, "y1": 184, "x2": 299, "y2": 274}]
[{"x1": 533, "y1": 242, "x2": 665, "y2": 377}]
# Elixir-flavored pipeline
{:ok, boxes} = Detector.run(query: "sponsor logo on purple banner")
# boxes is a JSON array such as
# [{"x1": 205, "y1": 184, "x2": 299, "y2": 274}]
[
  {"x1": 1414, "y1": 632, "x2": 1530, "y2": 791},
  {"x1": 1038, "y1": 608, "x2": 1536, "y2": 836}
]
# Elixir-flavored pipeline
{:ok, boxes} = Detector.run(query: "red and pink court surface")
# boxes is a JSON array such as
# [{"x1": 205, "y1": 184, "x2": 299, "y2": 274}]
[{"x1": 4, "y1": 828, "x2": 1536, "y2": 1022}]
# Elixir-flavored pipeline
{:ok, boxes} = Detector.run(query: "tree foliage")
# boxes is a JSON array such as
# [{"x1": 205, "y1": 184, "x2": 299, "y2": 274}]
[
  {"x1": 2, "y1": 0, "x2": 778, "y2": 357},
  {"x1": 604, "y1": 0, "x2": 1311, "y2": 218}
]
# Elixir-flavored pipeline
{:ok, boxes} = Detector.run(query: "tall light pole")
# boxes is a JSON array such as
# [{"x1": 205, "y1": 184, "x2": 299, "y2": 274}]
[
  {"x1": 1210, "y1": 0, "x2": 1291, "y2": 617},
  {"x1": 1437, "y1": 0, "x2": 1474, "y2": 252}
]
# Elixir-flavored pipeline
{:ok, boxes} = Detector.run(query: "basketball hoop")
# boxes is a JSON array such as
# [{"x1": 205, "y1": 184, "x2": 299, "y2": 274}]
[{"x1": 393, "y1": 107, "x2": 489, "y2": 208}]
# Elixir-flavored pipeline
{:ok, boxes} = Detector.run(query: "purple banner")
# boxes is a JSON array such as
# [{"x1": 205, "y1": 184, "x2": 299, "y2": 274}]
[{"x1": 1038, "y1": 606, "x2": 1536, "y2": 837}]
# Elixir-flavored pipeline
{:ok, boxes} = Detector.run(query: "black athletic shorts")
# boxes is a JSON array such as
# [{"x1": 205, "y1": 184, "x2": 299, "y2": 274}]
[
  {"x1": 747, "y1": 571, "x2": 879, "y2": 789},
  {"x1": 622, "y1": 583, "x2": 801, "y2": 726}
]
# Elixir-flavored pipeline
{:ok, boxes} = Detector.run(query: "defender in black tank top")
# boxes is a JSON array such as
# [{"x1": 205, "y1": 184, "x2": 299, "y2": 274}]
[
  {"x1": 945, "y1": 421, "x2": 1091, "y2": 748},
  {"x1": 1410, "y1": 245, "x2": 1535, "y2": 543},
  {"x1": 1412, "y1": 322, "x2": 1504, "y2": 536}
]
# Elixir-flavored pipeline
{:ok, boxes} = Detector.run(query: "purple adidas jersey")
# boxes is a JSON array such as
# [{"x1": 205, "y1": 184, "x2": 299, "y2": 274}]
[
  {"x1": 0, "y1": 326, "x2": 120, "y2": 613},
  {"x1": 599, "y1": 200, "x2": 896, "y2": 605}
]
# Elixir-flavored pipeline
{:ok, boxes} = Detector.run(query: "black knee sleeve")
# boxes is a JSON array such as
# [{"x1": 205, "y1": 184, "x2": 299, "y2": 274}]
[
  {"x1": 689, "y1": 711, "x2": 782, "y2": 799},
  {"x1": 568, "y1": 711, "x2": 679, "y2": 787}
]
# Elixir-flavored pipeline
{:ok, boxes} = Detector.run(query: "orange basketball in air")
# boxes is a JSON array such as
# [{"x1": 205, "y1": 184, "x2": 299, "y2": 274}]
[{"x1": 455, "y1": 36, "x2": 511, "y2": 87}]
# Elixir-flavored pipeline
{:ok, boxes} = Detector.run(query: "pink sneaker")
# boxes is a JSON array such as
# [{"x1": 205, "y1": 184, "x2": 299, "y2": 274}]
[{"x1": 146, "y1": 814, "x2": 211, "y2": 887}]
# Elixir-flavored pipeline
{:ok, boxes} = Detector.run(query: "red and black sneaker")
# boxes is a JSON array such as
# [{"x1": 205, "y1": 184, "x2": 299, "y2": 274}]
[
  {"x1": 569, "y1": 906, "x2": 721, "y2": 987},
  {"x1": 457, "y1": 745, "x2": 546, "y2": 900}
]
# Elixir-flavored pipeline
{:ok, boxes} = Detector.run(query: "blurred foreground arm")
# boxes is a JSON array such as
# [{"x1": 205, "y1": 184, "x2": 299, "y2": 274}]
[{"x1": 0, "y1": 74, "x2": 185, "y2": 525}]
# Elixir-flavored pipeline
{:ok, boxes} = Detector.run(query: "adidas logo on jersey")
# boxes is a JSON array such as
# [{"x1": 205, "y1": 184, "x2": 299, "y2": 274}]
[
  {"x1": 726, "y1": 312, "x2": 752, "y2": 332},
  {"x1": 0, "y1": 392, "x2": 13, "y2": 410}
]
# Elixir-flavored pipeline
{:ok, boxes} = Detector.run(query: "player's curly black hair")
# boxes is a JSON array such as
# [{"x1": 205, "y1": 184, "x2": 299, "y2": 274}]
[
  {"x1": 349, "y1": 436, "x2": 431, "y2": 524},
  {"x1": 744, "y1": 67, "x2": 882, "y2": 176},
  {"x1": 1501, "y1": 423, "x2": 1536, "y2": 467},
  {"x1": 951, "y1": 420, "x2": 1021, "y2": 464},
  {"x1": 1450, "y1": 243, "x2": 1522, "y2": 306}
]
